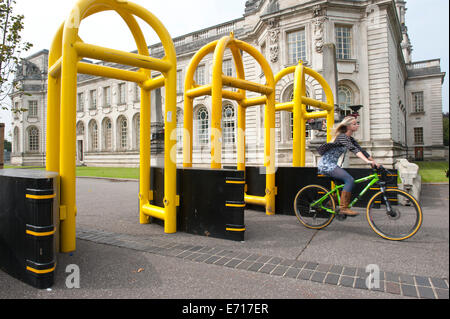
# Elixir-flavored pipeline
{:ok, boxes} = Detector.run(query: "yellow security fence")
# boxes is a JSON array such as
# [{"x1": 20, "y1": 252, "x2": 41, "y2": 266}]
[
  {"x1": 183, "y1": 32, "x2": 277, "y2": 216},
  {"x1": 46, "y1": 0, "x2": 178, "y2": 253},
  {"x1": 274, "y1": 62, "x2": 335, "y2": 167},
  {"x1": 45, "y1": 1, "x2": 336, "y2": 253}
]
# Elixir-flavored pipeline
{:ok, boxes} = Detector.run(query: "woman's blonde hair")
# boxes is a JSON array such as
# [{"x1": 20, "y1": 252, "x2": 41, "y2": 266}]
[{"x1": 331, "y1": 116, "x2": 357, "y2": 142}]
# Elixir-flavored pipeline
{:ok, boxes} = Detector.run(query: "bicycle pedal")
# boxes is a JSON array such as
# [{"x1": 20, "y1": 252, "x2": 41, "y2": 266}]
[{"x1": 336, "y1": 214, "x2": 347, "y2": 221}]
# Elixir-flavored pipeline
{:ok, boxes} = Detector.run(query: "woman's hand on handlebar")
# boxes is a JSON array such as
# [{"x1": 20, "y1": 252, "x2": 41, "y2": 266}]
[{"x1": 368, "y1": 160, "x2": 381, "y2": 169}]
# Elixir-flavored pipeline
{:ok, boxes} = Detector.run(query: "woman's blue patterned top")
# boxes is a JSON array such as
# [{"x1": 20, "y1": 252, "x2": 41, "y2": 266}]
[{"x1": 317, "y1": 134, "x2": 370, "y2": 175}]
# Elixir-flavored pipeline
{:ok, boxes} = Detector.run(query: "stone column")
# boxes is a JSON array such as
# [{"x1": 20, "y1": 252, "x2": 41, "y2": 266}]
[
  {"x1": 321, "y1": 43, "x2": 339, "y2": 118},
  {"x1": 0, "y1": 123, "x2": 4, "y2": 169}
]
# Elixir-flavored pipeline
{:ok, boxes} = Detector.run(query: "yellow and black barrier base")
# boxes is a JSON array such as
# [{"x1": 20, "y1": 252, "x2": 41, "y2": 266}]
[
  {"x1": 150, "y1": 167, "x2": 245, "y2": 241},
  {"x1": 0, "y1": 169, "x2": 58, "y2": 289}
]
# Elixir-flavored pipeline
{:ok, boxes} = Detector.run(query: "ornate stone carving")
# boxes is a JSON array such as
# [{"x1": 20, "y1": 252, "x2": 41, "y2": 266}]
[
  {"x1": 312, "y1": 17, "x2": 327, "y2": 53},
  {"x1": 267, "y1": 17, "x2": 280, "y2": 63}
]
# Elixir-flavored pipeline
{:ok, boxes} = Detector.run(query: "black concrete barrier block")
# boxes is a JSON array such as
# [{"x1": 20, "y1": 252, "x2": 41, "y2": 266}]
[
  {"x1": 0, "y1": 169, "x2": 58, "y2": 289},
  {"x1": 150, "y1": 167, "x2": 245, "y2": 241}
]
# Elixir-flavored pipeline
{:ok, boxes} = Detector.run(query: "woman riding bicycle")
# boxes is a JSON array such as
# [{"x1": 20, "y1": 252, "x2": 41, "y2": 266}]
[{"x1": 318, "y1": 116, "x2": 379, "y2": 216}]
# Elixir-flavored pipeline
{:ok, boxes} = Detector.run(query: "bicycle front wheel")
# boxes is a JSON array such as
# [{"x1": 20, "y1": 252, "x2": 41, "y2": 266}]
[
  {"x1": 366, "y1": 189, "x2": 423, "y2": 241},
  {"x1": 294, "y1": 185, "x2": 336, "y2": 229}
]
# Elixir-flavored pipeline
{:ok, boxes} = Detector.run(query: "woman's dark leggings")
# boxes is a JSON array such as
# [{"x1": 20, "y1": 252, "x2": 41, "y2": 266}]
[{"x1": 328, "y1": 166, "x2": 355, "y2": 193}]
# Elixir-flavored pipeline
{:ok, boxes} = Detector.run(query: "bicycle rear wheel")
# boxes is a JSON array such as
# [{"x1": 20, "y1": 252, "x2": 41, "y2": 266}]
[
  {"x1": 294, "y1": 185, "x2": 336, "y2": 229},
  {"x1": 366, "y1": 189, "x2": 423, "y2": 241}
]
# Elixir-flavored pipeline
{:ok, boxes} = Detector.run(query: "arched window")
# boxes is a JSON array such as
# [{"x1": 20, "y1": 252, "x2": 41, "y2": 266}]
[
  {"x1": 76, "y1": 121, "x2": 85, "y2": 136},
  {"x1": 284, "y1": 85, "x2": 312, "y2": 140},
  {"x1": 338, "y1": 85, "x2": 354, "y2": 117},
  {"x1": 222, "y1": 104, "x2": 236, "y2": 145},
  {"x1": 195, "y1": 106, "x2": 209, "y2": 145},
  {"x1": 89, "y1": 120, "x2": 98, "y2": 151},
  {"x1": 133, "y1": 113, "x2": 140, "y2": 150},
  {"x1": 28, "y1": 126, "x2": 39, "y2": 152},
  {"x1": 103, "y1": 118, "x2": 113, "y2": 151},
  {"x1": 118, "y1": 116, "x2": 128, "y2": 150}
]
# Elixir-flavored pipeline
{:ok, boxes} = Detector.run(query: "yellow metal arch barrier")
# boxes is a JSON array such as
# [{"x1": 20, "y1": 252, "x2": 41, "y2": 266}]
[
  {"x1": 46, "y1": 0, "x2": 178, "y2": 253},
  {"x1": 274, "y1": 61, "x2": 335, "y2": 167},
  {"x1": 183, "y1": 33, "x2": 277, "y2": 216}
]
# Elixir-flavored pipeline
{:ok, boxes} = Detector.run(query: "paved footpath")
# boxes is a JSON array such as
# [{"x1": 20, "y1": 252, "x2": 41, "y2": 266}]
[{"x1": 0, "y1": 179, "x2": 448, "y2": 301}]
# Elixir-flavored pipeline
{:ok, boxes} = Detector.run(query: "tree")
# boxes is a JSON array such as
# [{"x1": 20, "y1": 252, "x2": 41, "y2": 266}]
[
  {"x1": 443, "y1": 112, "x2": 449, "y2": 146},
  {"x1": 0, "y1": 0, "x2": 32, "y2": 112}
]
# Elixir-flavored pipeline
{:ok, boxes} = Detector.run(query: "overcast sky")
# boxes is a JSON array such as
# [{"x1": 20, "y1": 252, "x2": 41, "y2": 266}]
[{"x1": 1, "y1": 0, "x2": 448, "y2": 139}]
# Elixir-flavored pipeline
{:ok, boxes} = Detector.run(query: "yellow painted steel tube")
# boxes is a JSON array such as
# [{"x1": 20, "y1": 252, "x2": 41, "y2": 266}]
[
  {"x1": 233, "y1": 39, "x2": 276, "y2": 216},
  {"x1": 274, "y1": 65, "x2": 296, "y2": 84},
  {"x1": 275, "y1": 102, "x2": 294, "y2": 112},
  {"x1": 59, "y1": 15, "x2": 78, "y2": 253},
  {"x1": 305, "y1": 110, "x2": 329, "y2": 120},
  {"x1": 301, "y1": 96, "x2": 333, "y2": 111},
  {"x1": 77, "y1": 62, "x2": 147, "y2": 83},
  {"x1": 48, "y1": 57, "x2": 63, "y2": 78},
  {"x1": 183, "y1": 41, "x2": 219, "y2": 168},
  {"x1": 293, "y1": 63, "x2": 305, "y2": 167},
  {"x1": 74, "y1": 42, "x2": 171, "y2": 72},
  {"x1": 242, "y1": 96, "x2": 267, "y2": 108},
  {"x1": 221, "y1": 75, "x2": 273, "y2": 95},
  {"x1": 162, "y1": 64, "x2": 178, "y2": 234},
  {"x1": 141, "y1": 75, "x2": 165, "y2": 91},
  {"x1": 211, "y1": 36, "x2": 234, "y2": 169},
  {"x1": 125, "y1": 0, "x2": 178, "y2": 234},
  {"x1": 139, "y1": 84, "x2": 151, "y2": 225},
  {"x1": 244, "y1": 194, "x2": 266, "y2": 206},
  {"x1": 185, "y1": 84, "x2": 212, "y2": 98},
  {"x1": 142, "y1": 203, "x2": 166, "y2": 221},
  {"x1": 230, "y1": 45, "x2": 246, "y2": 172},
  {"x1": 46, "y1": 24, "x2": 63, "y2": 174}
]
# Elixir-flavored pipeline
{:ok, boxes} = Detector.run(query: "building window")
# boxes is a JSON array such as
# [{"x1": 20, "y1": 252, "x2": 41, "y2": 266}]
[
  {"x1": 133, "y1": 114, "x2": 140, "y2": 150},
  {"x1": 77, "y1": 92, "x2": 84, "y2": 112},
  {"x1": 177, "y1": 70, "x2": 183, "y2": 93},
  {"x1": 118, "y1": 83, "x2": 126, "y2": 105},
  {"x1": 195, "y1": 64, "x2": 206, "y2": 86},
  {"x1": 196, "y1": 106, "x2": 209, "y2": 145},
  {"x1": 119, "y1": 117, "x2": 128, "y2": 150},
  {"x1": 103, "y1": 86, "x2": 111, "y2": 107},
  {"x1": 286, "y1": 88, "x2": 312, "y2": 140},
  {"x1": 134, "y1": 83, "x2": 140, "y2": 102},
  {"x1": 28, "y1": 127, "x2": 39, "y2": 152},
  {"x1": 89, "y1": 90, "x2": 97, "y2": 110},
  {"x1": 103, "y1": 118, "x2": 113, "y2": 151},
  {"x1": 414, "y1": 127, "x2": 424, "y2": 145},
  {"x1": 28, "y1": 100, "x2": 38, "y2": 118},
  {"x1": 222, "y1": 104, "x2": 236, "y2": 145},
  {"x1": 76, "y1": 122, "x2": 85, "y2": 136},
  {"x1": 287, "y1": 29, "x2": 306, "y2": 65},
  {"x1": 223, "y1": 59, "x2": 233, "y2": 77},
  {"x1": 335, "y1": 25, "x2": 352, "y2": 59},
  {"x1": 338, "y1": 85, "x2": 354, "y2": 117},
  {"x1": 89, "y1": 121, "x2": 98, "y2": 151},
  {"x1": 412, "y1": 92, "x2": 424, "y2": 113}
]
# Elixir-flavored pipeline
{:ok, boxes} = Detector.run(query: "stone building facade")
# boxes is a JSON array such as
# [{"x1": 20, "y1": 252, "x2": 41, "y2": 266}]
[{"x1": 10, "y1": 0, "x2": 446, "y2": 167}]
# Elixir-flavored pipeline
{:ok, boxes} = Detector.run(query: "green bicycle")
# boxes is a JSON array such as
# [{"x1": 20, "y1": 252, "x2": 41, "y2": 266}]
[{"x1": 293, "y1": 166, "x2": 423, "y2": 241}]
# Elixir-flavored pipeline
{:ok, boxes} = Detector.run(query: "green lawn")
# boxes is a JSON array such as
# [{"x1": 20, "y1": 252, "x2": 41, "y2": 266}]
[
  {"x1": 413, "y1": 161, "x2": 449, "y2": 183},
  {"x1": 4, "y1": 161, "x2": 449, "y2": 183},
  {"x1": 75, "y1": 166, "x2": 139, "y2": 179},
  {"x1": 3, "y1": 165, "x2": 140, "y2": 179}
]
